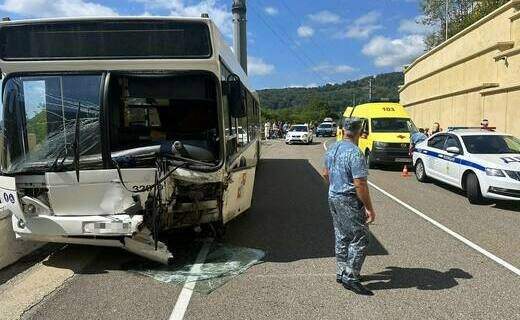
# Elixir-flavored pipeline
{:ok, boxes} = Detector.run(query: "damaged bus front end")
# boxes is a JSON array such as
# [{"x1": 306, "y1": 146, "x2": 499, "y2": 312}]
[{"x1": 0, "y1": 18, "x2": 260, "y2": 264}]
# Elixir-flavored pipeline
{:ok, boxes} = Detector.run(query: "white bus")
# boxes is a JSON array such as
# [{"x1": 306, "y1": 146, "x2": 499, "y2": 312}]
[{"x1": 0, "y1": 17, "x2": 261, "y2": 263}]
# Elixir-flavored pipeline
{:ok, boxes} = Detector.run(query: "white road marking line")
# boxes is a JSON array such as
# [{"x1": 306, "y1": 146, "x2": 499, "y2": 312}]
[
  {"x1": 368, "y1": 181, "x2": 520, "y2": 276},
  {"x1": 323, "y1": 140, "x2": 329, "y2": 151},
  {"x1": 169, "y1": 240, "x2": 213, "y2": 320},
  {"x1": 324, "y1": 139, "x2": 519, "y2": 276}
]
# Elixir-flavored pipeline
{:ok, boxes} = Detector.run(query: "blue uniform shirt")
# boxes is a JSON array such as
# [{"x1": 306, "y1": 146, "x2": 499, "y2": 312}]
[
  {"x1": 324, "y1": 141, "x2": 368, "y2": 196},
  {"x1": 411, "y1": 132, "x2": 428, "y2": 146}
]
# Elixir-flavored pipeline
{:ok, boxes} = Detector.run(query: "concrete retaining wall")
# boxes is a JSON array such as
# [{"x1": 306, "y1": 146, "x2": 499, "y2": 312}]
[
  {"x1": 400, "y1": 0, "x2": 520, "y2": 136},
  {"x1": 0, "y1": 207, "x2": 42, "y2": 270}
]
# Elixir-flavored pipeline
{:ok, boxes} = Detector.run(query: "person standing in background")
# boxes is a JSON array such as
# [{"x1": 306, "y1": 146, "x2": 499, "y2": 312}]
[
  {"x1": 264, "y1": 121, "x2": 271, "y2": 140},
  {"x1": 431, "y1": 122, "x2": 442, "y2": 135},
  {"x1": 336, "y1": 124, "x2": 344, "y2": 142},
  {"x1": 410, "y1": 128, "x2": 428, "y2": 154}
]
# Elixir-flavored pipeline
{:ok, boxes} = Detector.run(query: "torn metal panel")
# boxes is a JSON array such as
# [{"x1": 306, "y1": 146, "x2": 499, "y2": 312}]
[
  {"x1": 124, "y1": 229, "x2": 174, "y2": 265},
  {"x1": 45, "y1": 169, "x2": 156, "y2": 216}
]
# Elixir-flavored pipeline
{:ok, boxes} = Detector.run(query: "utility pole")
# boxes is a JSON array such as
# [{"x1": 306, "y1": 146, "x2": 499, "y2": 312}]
[
  {"x1": 232, "y1": 0, "x2": 248, "y2": 74},
  {"x1": 368, "y1": 76, "x2": 375, "y2": 101}
]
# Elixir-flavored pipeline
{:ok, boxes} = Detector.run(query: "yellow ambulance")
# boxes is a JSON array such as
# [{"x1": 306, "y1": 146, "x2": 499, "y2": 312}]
[{"x1": 343, "y1": 101, "x2": 417, "y2": 168}]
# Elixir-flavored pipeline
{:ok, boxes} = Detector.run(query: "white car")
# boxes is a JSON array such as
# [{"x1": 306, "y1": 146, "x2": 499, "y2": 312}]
[
  {"x1": 412, "y1": 129, "x2": 520, "y2": 203},
  {"x1": 285, "y1": 124, "x2": 314, "y2": 145},
  {"x1": 225, "y1": 127, "x2": 249, "y2": 146}
]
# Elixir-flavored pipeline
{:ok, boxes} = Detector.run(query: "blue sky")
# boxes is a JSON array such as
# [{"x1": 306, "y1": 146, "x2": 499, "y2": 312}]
[{"x1": 0, "y1": 0, "x2": 433, "y2": 89}]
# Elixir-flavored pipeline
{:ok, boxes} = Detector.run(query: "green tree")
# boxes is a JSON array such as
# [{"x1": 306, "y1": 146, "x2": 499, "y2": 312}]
[
  {"x1": 421, "y1": 0, "x2": 509, "y2": 49},
  {"x1": 258, "y1": 72, "x2": 403, "y2": 112}
]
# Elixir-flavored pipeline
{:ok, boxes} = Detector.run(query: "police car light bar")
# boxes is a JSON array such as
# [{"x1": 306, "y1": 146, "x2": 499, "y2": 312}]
[{"x1": 447, "y1": 127, "x2": 496, "y2": 132}]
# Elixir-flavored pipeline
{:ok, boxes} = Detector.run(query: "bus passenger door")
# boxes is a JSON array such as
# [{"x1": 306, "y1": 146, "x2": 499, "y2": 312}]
[{"x1": 222, "y1": 152, "x2": 257, "y2": 224}]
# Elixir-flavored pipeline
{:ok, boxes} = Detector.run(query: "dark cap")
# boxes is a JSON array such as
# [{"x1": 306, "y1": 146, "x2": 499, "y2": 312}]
[{"x1": 343, "y1": 117, "x2": 363, "y2": 132}]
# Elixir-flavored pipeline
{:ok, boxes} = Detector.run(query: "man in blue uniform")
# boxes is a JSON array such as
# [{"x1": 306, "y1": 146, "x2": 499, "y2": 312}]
[
  {"x1": 323, "y1": 118, "x2": 376, "y2": 296},
  {"x1": 410, "y1": 128, "x2": 428, "y2": 154}
]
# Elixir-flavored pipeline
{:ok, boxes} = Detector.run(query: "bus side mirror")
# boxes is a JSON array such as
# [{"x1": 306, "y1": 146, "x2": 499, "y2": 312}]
[{"x1": 225, "y1": 74, "x2": 246, "y2": 118}]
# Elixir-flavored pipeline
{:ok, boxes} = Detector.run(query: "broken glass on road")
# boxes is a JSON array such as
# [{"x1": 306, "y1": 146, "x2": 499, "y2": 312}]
[{"x1": 127, "y1": 241, "x2": 265, "y2": 294}]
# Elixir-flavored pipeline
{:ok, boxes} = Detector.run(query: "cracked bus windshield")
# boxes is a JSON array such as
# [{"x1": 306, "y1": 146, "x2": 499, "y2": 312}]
[
  {"x1": 1, "y1": 73, "x2": 222, "y2": 174},
  {"x1": 1, "y1": 75, "x2": 103, "y2": 174}
]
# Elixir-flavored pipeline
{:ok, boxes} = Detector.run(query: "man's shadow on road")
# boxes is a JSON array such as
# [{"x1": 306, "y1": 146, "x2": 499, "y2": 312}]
[{"x1": 364, "y1": 266, "x2": 473, "y2": 291}]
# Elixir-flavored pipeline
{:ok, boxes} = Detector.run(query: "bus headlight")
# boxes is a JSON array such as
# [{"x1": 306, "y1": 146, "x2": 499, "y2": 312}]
[
  {"x1": 21, "y1": 196, "x2": 52, "y2": 216},
  {"x1": 486, "y1": 168, "x2": 505, "y2": 177}
]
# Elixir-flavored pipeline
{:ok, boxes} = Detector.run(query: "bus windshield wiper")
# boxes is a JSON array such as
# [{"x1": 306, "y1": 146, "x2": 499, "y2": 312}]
[
  {"x1": 72, "y1": 102, "x2": 81, "y2": 182},
  {"x1": 50, "y1": 145, "x2": 69, "y2": 172}
]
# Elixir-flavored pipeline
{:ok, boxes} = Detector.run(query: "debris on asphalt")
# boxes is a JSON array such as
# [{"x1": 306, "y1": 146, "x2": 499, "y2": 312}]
[{"x1": 127, "y1": 242, "x2": 265, "y2": 294}]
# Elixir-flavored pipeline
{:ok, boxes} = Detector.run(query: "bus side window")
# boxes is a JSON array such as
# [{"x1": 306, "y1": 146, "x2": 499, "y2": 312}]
[
  {"x1": 246, "y1": 93, "x2": 254, "y2": 143},
  {"x1": 221, "y1": 62, "x2": 237, "y2": 159},
  {"x1": 236, "y1": 90, "x2": 248, "y2": 150}
]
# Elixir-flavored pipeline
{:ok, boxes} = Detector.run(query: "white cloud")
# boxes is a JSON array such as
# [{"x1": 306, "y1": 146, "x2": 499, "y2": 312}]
[
  {"x1": 308, "y1": 10, "x2": 341, "y2": 24},
  {"x1": 399, "y1": 15, "x2": 435, "y2": 35},
  {"x1": 264, "y1": 6, "x2": 278, "y2": 16},
  {"x1": 297, "y1": 25, "x2": 315, "y2": 38},
  {"x1": 338, "y1": 11, "x2": 381, "y2": 39},
  {"x1": 312, "y1": 63, "x2": 356, "y2": 75},
  {"x1": 248, "y1": 56, "x2": 275, "y2": 76},
  {"x1": 0, "y1": 0, "x2": 118, "y2": 17},
  {"x1": 134, "y1": 0, "x2": 232, "y2": 35},
  {"x1": 362, "y1": 35, "x2": 426, "y2": 69}
]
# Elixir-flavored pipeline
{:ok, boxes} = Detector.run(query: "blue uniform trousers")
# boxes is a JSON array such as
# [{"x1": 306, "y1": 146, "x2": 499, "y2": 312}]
[{"x1": 328, "y1": 193, "x2": 370, "y2": 282}]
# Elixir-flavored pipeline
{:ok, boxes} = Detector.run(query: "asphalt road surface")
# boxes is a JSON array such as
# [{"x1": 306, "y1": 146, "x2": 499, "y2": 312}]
[{"x1": 1, "y1": 138, "x2": 519, "y2": 320}]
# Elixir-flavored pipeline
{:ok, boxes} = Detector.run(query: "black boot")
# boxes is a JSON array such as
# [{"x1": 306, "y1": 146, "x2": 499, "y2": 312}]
[{"x1": 342, "y1": 281, "x2": 374, "y2": 296}]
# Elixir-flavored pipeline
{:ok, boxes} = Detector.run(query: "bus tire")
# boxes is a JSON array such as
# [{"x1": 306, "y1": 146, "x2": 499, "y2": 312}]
[{"x1": 466, "y1": 173, "x2": 484, "y2": 204}]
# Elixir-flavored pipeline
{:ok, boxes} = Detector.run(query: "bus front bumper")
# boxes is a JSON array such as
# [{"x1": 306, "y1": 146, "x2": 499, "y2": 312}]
[{"x1": 12, "y1": 214, "x2": 174, "y2": 264}]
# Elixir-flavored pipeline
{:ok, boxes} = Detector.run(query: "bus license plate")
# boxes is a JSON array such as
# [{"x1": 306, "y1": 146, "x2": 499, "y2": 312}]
[{"x1": 395, "y1": 158, "x2": 410, "y2": 163}]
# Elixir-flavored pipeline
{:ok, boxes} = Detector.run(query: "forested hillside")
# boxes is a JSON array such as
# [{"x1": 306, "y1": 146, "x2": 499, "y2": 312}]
[{"x1": 257, "y1": 72, "x2": 404, "y2": 112}]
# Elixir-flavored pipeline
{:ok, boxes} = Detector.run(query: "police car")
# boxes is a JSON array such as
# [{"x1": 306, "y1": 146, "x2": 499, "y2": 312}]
[{"x1": 412, "y1": 128, "x2": 520, "y2": 204}]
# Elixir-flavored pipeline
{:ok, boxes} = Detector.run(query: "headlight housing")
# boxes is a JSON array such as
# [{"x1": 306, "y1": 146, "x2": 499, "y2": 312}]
[
  {"x1": 21, "y1": 196, "x2": 52, "y2": 216},
  {"x1": 374, "y1": 141, "x2": 389, "y2": 148},
  {"x1": 486, "y1": 168, "x2": 505, "y2": 177}
]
